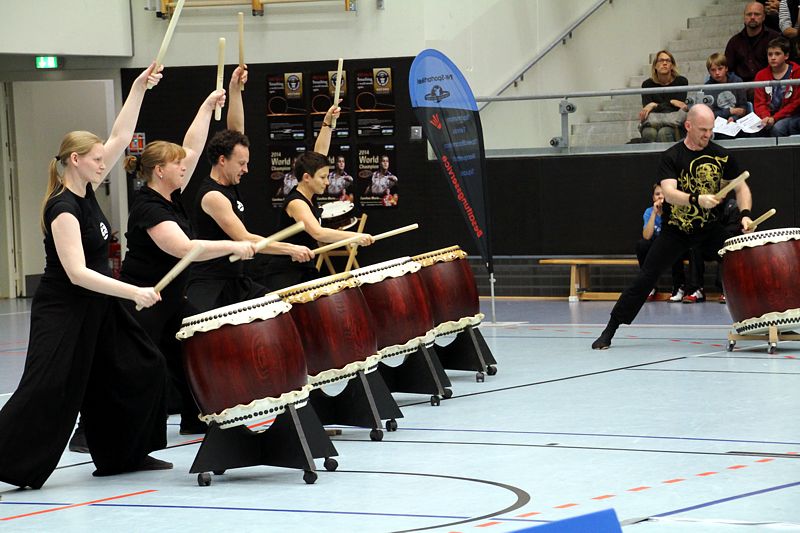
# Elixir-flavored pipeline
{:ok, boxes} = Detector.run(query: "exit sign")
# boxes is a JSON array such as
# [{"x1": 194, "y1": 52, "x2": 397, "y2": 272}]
[{"x1": 35, "y1": 56, "x2": 61, "y2": 69}]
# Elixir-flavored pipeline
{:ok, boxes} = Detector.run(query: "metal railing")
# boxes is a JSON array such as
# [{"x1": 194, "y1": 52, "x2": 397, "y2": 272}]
[{"x1": 477, "y1": 78, "x2": 800, "y2": 150}]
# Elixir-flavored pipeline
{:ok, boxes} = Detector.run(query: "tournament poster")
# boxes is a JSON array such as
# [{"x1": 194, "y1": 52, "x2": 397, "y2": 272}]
[
  {"x1": 355, "y1": 67, "x2": 395, "y2": 137},
  {"x1": 357, "y1": 144, "x2": 398, "y2": 207},
  {"x1": 310, "y1": 69, "x2": 350, "y2": 139},
  {"x1": 267, "y1": 72, "x2": 307, "y2": 141},
  {"x1": 269, "y1": 145, "x2": 306, "y2": 208}
]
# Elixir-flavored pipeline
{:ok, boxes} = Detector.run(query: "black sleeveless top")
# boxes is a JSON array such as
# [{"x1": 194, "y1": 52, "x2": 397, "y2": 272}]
[
  {"x1": 190, "y1": 176, "x2": 245, "y2": 279},
  {"x1": 264, "y1": 187, "x2": 321, "y2": 273}
]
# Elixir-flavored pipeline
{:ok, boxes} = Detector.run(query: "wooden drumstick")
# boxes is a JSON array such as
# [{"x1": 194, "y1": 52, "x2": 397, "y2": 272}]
[
  {"x1": 745, "y1": 208, "x2": 776, "y2": 231},
  {"x1": 372, "y1": 223, "x2": 418, "y2": 242},
  {"x1": 311, "y1": 223, "x2": 418, "y2": 255},
  {"x1": 331, "y1": 58, "x2": 343, "y2": 128},
  {"x1": 238, "y1": 12, "x2": 245, "y2": 92},
  {"x1": 714, "y1": 170, "x2": 750, "y2": 200},
  {"x1": 150, "y1": 0, "x2": 187, "y2": 89},
  {"x1": 136, "y1": 243, "x2": 204, "y2": 311},
  {"x1": 215, "y1": 37, "x2": 226, "y2": 121},
  {"x1": 229, "y1": 221, "x2": 306, "y2": 262}
]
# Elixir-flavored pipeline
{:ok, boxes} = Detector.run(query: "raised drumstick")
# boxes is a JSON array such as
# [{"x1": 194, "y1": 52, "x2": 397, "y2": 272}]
[
  {"x1": 745, "y1": 208, "x2": 776, "y2": 231},
  {"x1": 150, "y1": 0, "x2": 187, "y2": 89},
  {"x1": 714, "y1": 170, "x2": 749, "y2": 200},
  {"x1": 311, "y1": 223, "x2": 418, "y2": 255},
  {"x1": 331, "y1": 58, "x2": 343, "y2": 128},
  {"x1": 136, "y1": 243, "x2": 204, "y2": 311},
  {"x1": 238, "y1": 12, "x2": 245, "y2": 91},
  {"x1": 215, "y1": 37, "x2": 226, "y2": 121},
  {"x1": 229, "y1": 221, "x2": 306, "y2": 262}
]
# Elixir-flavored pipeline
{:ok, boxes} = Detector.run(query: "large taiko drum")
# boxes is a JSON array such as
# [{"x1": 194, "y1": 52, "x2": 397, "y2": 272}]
[
  {"x1": 176, "y1": 295, "x2": 310, "y2": 431},
  {"x1": 350, "y1": 257, "x2": 437, "y2": 363},
  {"x1": 275, "y1": 272, "x2": 379, "y2": 388},
  {"x1": 411, "y1": 246, "x2": 484, "y2": 336},
  {"x1": 720, "y1": 228, "x2": 800, "y2": 335}
]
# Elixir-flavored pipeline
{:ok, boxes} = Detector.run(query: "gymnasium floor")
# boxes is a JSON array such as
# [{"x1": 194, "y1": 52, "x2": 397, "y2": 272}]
[{"x1": 1, "y1": 297, "x2": 798, "y2": 532}]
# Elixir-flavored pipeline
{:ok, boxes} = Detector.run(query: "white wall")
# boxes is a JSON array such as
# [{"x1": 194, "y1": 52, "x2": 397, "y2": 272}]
[{"x1": 0, "y1": 0, "x2": 132, "y2": 57}]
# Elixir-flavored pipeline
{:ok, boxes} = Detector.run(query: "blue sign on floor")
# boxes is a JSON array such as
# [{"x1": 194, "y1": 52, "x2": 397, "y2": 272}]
[{"x1": 514, "y1": 508, "x2": 622, "y2": 532}]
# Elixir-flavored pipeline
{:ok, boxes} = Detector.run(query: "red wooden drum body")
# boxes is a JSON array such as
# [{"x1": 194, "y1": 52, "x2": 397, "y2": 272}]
[
  {"x1": 276, "y1": 273, "x2": 378, "y2": 388},
  {"x1": 411, "y1": 246, "x2": 484, "y2": 335},
  {"x1": 177, "y1": 295, "x2": 309, "y2": 430},
  {"x1": 351, "y1": 257, "x2": 436, "y2": 360},
  {"x1": 720, "y1": 228, "x2": 800, "y2": 334}
]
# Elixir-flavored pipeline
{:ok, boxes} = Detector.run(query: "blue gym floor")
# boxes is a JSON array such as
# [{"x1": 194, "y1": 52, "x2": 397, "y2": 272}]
[{"x1": 1, "y1": 297, "x2": 798, "y2": 532}]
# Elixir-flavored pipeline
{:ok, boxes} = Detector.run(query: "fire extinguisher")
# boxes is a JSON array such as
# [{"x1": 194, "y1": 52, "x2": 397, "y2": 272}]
[{"x1": 108, "y1": 231, "x2": 121, "y2": 279}]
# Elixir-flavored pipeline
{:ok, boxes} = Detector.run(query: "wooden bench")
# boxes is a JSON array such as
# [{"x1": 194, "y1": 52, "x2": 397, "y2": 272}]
[{"x1": 539, "y1": 258, "x2": 640, "y2": 302}]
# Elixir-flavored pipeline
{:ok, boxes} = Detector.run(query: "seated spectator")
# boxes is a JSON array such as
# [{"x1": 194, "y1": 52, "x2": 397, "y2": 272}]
[
  {"x1": 778, "y1": 0, "x2": 800, "y2": 59},
  {"x1": 639, "y1": 51, "x2": 689, "y2": 143},
  {"x1": 636, "y1": 184, "x2": 687, "y2": 302},
  {"x1": 754, "y1": 37, "x2": 800, "y2": 136},
  {"x1": 705, "y1": 53, "x2": 748, "y2": 123},
  {"x1": 726, "y1": 2, "x2": 780, "y2": 89},
  {"x1": 760, "y1": 0, "x2": 781, "y2": 32}
]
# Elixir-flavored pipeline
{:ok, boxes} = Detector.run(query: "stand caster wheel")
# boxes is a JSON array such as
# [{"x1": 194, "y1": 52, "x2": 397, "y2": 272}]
[
  {"x1": 768, "y1": 344, "x2": 777, "y2": 354},
  {"x1": 430, "y1": 395, "x2": 441, "y2": 406},
  {"x1": 369, "y1": 428, "x2": 384, "y2": 441},
  {"x1": 385, "y1": 419, "x2": 398, "y2": 432},
  {"x1": 324, "y1": 457, "x2": 338, "y2": 471},
  {"x1": 476, "y1": 371, "x2": 485, "y2": 383},
  {"x1": 727, "y1": 341, "x2": 735, "y2": 352},
  {"x1": 197, "y1": 472, "x2": 212, "y2": 486},
  {"x1": 442, "y1": 388, "x2": 453, "y2": 399},
  {"x1": 213, "y1": 470, "x2": 225, "y2": 475},
  {"x1": 487, "y1": 365, "x2": 497, "y2": 376},
  {"x1": 303, "y1": 470, "x2": 318, "y2": 484}
]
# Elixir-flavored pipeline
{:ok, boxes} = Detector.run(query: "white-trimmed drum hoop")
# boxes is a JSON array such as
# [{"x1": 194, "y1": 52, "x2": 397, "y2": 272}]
[
  {"x1": 733, "y1": 308, "x2": 800, "y2": 335},
  {"x1": 320, "y1": 200, "x2": 357, "y2": 230},
  {"x1": 719, "y1": 227, "x2": 800, "y2": 256}
]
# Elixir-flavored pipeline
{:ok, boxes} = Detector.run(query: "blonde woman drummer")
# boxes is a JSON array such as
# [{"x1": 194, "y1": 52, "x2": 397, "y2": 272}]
[{"x1": 0, "y1": 64, "x2": 173, "y2": 489}]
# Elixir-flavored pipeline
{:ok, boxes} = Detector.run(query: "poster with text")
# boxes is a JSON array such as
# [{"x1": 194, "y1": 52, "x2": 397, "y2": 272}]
[
  {"x1": 355, "y1": 67, "x2": 395, "y2": 137},
  {"x1": 267, "y1": 72, "x2": 307, "y2": 141},
  {"x1": 311, "y1": 69, "x2": 350, "y2": 139},
  {"x1": 269, "y1": 145, "x2": 306, "y2": 208},
  {"x1": 318, "y1": 144, "x2": 355, "y2": 205},
  {"x1": 357, "y1": 144, "x2": 398, "y2": 207}
]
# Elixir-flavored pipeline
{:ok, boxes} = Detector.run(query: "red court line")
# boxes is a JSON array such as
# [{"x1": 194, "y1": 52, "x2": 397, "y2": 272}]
[
  {"x1": 755, "y1": 458, "x2": 774, "y2": 463},
  {"x1": 0, "y1": 489, "x2": 157, "y2": 521},
  {"x1": 553, "y1": 503, "x2": 578, "y2": 509},
  {"x1": 710, "y1": 344, "x2": 723, "y2": 347},
  {"x1": 476, "y1": 521, "x2": 501, "y2": 527},
  {"x1": 727, "y1": 465, "x2": 747, "y2": 470},
  {"x1": 591, "y1": 494, "x2": 615, "y2": 500},
  {"x1": 696, "y1": 471, "x2": 718, "y2": 476},
  {"x1": 516, "y1": 512, "x2": 541, "y2": 517},
  {"x1": 248, "y1": 418, "x2": 277, "y2": 430},
  {"x1": 627, "y1": 486, "x2": 650, "y2": 492},
  {"x1": 662, "y1": 478, "x2": 685, "y2": 484}
]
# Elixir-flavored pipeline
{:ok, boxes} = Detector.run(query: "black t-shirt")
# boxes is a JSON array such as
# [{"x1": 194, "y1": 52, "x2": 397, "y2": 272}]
[
  {"x1": 641, "y1": 76, "x2": 689, "y2": 113},
  {"x1": 42, "y1": 184, "x2": 111, "y2": 289},
  {"x1": 190, "y1": 176, "x2": 244, "y2": 279},
  {"x1": 121, "y1": 185, "x2": 193, "y2": 295},
  {"x1": 264, "y1": 187, "x2": 321, "y2": 273},
  {"x1": 658, "y1": 141, "x2": 741, "y2": 234}
]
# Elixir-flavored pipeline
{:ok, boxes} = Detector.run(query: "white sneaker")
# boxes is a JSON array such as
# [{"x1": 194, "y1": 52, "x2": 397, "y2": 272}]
[{"x1": 668, "y1": 288, "x2": 685, "y2": 302}]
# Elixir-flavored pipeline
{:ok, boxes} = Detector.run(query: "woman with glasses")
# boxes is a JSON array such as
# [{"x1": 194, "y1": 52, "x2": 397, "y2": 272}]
[{"x1": 639, "y1": 50, "x2": 689, "y2": 142}]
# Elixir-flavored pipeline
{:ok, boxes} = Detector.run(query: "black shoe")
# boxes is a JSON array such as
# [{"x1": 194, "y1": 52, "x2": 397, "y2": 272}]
[
  {"x1": 179, "y1": 419, "x2": 208, "y2": 435},
  {"x1": 591, "y1": 333, "x2": 612, "y2": 350},
  {"x1": 68, "y1": 426, "x2": 89, "y2": 454}
]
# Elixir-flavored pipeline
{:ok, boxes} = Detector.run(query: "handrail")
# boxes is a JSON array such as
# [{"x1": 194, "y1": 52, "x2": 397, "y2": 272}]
[
  {"x1": 479, "y1": 0, "x2": 611, "y2": 111},
  {"x1": 158, "y1": 0, "x2": 352, "y2": 17},
  {"x1": 476, "y1": 78, "x2": 800, "y2": 103}
]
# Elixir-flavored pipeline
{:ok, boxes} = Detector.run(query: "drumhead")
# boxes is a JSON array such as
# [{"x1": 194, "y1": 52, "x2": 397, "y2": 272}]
[
  {"x1": 411, "y1": 245, "x2": 466, "y2": 267},
  {"x1": 350, "y1": 256, "x2": 420, "y2": 284},
  {"x1": 176, "y1": 294, "x2": 290, "y2": 339},
  {"x1": 320, "y1": 200, "x2": 357, "y2": 230},
  {"x1": 719, "y1": 227, "x2": 800, "y2": 256},
  {"x1": 273, "y1": 272, "x2": 359, "y2": 304}
]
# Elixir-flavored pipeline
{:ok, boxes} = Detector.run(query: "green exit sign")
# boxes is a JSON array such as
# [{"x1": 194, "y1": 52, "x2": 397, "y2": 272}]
[{"x1": 35, "y1": 56, "x2": 61, "y2": 69}]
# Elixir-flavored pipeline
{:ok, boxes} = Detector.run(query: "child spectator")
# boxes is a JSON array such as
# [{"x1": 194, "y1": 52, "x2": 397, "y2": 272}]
[
  {"x1": 705, "y1": 53, "x2": 748, "y2": 122},
  {"x1": 754, "y1": 37, "x2": 800, "y2": 135}
]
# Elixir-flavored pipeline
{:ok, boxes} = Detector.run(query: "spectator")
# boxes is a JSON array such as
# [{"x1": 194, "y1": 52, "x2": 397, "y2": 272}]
[
  {"x1": 726, "y1": 2, "x2": 781, "y2": 86},
  {"x1": 636, "y1": 183, "x2": 687, "y2": 302},
  {"x1": 639, "y1": 50, "x2": 689, "y2": 143},
  {"x1": 705, "y1": 53, "x2": 748, "y2": 123},
  {"x1": 754, "y1": 36, "x2": 800, "y2": 136},
  {"x1": 778, "y1": 0, "x2": 800, "y2": 59},
  {"x1": 759, "y1": 0, "x2": 781, "y2": 32}
]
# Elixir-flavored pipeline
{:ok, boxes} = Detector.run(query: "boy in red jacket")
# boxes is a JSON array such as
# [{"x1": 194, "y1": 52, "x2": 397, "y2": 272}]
[{"x1": 754, "y1": 37, "x2": 800, "y2": 136}]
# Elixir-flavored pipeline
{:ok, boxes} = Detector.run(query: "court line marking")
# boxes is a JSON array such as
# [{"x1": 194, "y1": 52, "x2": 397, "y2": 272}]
[
  {"x1": 651, "y1": 479, "x2": 800, "y2": 518},
  {"x1": 0, "y1": 489, "x2": 156, "y2": 521}
]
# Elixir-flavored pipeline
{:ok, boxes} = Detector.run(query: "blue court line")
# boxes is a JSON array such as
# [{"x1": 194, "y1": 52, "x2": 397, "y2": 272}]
[
  {"x1": 627, "y1": 368, "x2": 800, "y2": 376},
  {"x1": 653, "y1": 480, "x2": 800, "y2": 517}
]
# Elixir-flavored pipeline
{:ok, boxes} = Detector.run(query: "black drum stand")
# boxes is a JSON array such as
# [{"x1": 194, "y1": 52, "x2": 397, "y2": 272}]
[
  {"x1": 378, "y1": 344, "x2": 453, "y2": 406},
  {"x1": 434, "y1": 326, "x2": 498, "y2": 381}
]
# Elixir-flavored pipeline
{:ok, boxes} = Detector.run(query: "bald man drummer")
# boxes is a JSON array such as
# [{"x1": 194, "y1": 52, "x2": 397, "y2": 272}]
[{"x1": 592, "y1": 104, "x2": 754, "y2": 350}]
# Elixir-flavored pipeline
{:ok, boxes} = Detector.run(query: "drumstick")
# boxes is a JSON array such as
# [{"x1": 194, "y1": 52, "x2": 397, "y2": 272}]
[
  {"x1": 714, "y1": 170, "x2": 749, "y2": 200},
  {"x1": 372, "y1": 223, "x2": 418, "y2": 242},
  {"x1": 331, "y1": 58, "x2": 343, "y2": 129},
  {"x1": 215, "y1": 37, "x2": 226, "y2": 121},
  {"x1": 745, "y1": 208, "x2": 776, "y2": 231},
  {"x1": 149, "y1": 0, "x2": 187, "y2": 89},
  {"x1": 136, "y1": 244, "x2": 204, "y2": 311},
  {"x1": 237, "y1": 12, "x2": 245, "y2": 92},
  {"x1": 229, "y1": 221, "x2": 306, "y2": 262},
  {"x1": 311, "y1": 223, "x2": 418, "y2": 255}
]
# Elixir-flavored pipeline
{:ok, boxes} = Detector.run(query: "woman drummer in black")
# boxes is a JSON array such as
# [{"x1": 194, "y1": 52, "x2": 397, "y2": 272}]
[
  {"x1": 0, "y1": 64, "x2": 172, "y2": 489},
  {"x1": 121, "y1": 78, "x2": 257, "y2": 435}
]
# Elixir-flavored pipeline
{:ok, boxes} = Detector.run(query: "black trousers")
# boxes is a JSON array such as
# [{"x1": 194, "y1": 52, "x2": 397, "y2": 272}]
[
  {"x1": 612, "y1": 224, "x2": 729, "y2": 324},
  {"x1": 185, "y1": 276, "x2": 268, "y2": 314},
  {"x1": 0, "y1": 281, "x2": 167, "y2": 488},
  {"x1": 635, "y1": 238, "x2": 686, "y2": 291}
]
